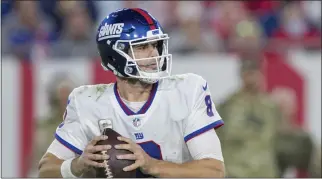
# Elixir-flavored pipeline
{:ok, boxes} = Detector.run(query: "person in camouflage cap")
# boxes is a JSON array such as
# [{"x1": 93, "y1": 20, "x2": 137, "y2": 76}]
[{"x1": 216, "y1": 58, "x2": 280, "y2": 177}]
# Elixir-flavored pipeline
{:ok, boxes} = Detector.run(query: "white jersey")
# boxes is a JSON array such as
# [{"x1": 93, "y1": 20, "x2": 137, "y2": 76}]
[{"x1": 49, "y1": 73, "x2": 224, "y2": 165}]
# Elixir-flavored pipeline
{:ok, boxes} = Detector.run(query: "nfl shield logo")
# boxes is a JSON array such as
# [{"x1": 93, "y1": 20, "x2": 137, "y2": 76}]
[{"x1": 132, "y1": 118, "x2": 141, "y2": 127}]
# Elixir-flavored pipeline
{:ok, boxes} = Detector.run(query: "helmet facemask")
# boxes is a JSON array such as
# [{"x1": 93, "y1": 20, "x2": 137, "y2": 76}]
[{"x1": 113, "y1": 33, "x2": 172, "y2": 84}]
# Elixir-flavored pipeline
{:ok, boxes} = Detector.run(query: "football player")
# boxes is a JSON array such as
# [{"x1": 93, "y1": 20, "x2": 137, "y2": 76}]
[{"x1": 38, "y1": 8, "x2": 225, "y2": 178}]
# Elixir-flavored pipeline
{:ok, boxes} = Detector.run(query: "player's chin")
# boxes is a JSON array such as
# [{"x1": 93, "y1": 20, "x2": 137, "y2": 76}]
[
  {"x1": 121, "y1": 77, "x2": 141, "y2": 85},
  {"x1": 125, "y1": 77, "x2": 154, "y2": 87}
]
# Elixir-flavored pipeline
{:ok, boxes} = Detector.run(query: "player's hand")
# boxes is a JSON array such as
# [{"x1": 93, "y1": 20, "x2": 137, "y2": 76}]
[
  {"x1": 72, "y1": 135, "x2": 111, "y2": 176},
  {"x1": 115, "y1": 136, "x2": 156, "y2": 174}
]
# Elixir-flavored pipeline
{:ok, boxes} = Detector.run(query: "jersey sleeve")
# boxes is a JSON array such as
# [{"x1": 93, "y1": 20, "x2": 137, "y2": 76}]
[
  {"x1": 187, "y1": 128, "x2": 224, "y2": 161},
  {"x1": 183, "y1": 74, "x2": 224, "y2": 143},
  {"x1": 54, "y1": 89, "x2": 88, "y2": 156},
  {"x1": 47, "y1": 139, "x2": 77, "y2": 160}
]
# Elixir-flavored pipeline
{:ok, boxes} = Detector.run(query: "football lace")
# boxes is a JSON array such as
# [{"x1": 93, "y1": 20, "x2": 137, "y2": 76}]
[{"x1": 101, "y1": 151, "x2": 113, "y2": 178}]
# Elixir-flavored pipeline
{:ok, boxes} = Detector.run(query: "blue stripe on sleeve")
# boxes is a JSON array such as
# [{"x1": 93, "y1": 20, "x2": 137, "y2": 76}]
[
  {"x1": 55, "y1": 133, "x2": 83, "y2": 155},
  {"x1": 184, "y1": 119, "x2": 224, "y2": 142}
]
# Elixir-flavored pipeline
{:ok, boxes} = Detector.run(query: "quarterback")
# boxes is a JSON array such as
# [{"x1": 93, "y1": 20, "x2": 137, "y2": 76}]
[{"x1": 38, "y1": 8, "x2": 225, "y2": 178}]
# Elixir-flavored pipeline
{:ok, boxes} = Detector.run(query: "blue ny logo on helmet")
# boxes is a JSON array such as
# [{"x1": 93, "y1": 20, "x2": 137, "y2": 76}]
[{"x1": 96, "y1": 8, "x2": 172, "y2": 84}]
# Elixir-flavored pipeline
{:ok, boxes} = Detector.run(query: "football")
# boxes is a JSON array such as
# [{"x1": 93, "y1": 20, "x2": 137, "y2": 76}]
[{"x1": 82, "y1": 128, "x2": 136, "y2": 178}]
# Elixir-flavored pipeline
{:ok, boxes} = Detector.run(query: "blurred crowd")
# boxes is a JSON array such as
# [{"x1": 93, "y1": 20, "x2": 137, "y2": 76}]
[
  {"x1": 2, "y1": 0, "x2": 320, "y2": 178},
  {"x1": 1, "y1": 0, "x2": 321, "y2": 60}
]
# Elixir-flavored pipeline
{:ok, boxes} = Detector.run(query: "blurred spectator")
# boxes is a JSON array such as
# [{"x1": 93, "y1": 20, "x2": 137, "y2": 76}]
[
  {"x1": 30, "y1": 73, "x2": 76, "y2": 176},
  {"x1": 216, "y1": 58, "x2": 280, "y2": 177},
  {"x1": 208, "y1": 1, "x2": 265, "y2": 53},
  {"x1": 246, "y1": 1, "x2": 281, "y2": 37},
  {"x1": 270, "y1": 2, "x2": 321, "y2": 50},
  {"x1": 169, "y1": 1, "x2": 222, "y2": 54},
  {"x1": 1, "y1": 1, "x2": 52, "y2": 59},
  {"x1": 1, "y1": 0, "x2": 14, "y2": 19},
  {"x1": 209, "y1": 1, "x2": 247, "y2": 48},
  {"x1": 228, "y1": 17, "x2": 265, "y2": 56},
  {"x1": 38, "y1": 0, "x2": 98, "y2": 41},
  {"x1": 302, "y1": 1, "x2": 321, "y2": 31},
  {"x1": 271, "y1": 87, "x2": 315, "y2": 178},
  {"x1": 244, "y1": 1, "x2": 281, "y2": 16},
  {"x1": 48, "y1": 2, "x2": 98, "y2": 58}
]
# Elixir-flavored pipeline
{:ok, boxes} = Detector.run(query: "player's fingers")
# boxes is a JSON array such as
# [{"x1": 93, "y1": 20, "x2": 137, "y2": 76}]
[
  {"x1": 84, "y1": 159, "x2": 105, "y2": 168},
  {"x1": 114, "y1": 144, "x2": 133, "y2": 151},
  {"x1": 88, "y1": 144, "x2": 111, "y2": 153},
  {"x1": 87, "y1": 153, "x2": 110, "y2": 161},
  {"x1": 117, "y1": 136, "x2": 134, "y2": 144},
  {"x1": 89, "y1": 135, "x2": 108, "y2": 145},
  {"x1": 123, "y1": 161, "x2": 141, "y2": 172},
  {"x1": 116, "y1": 154, "x2": 136, "y2": 160},
  {"x1": 117, "y1": 136, "x2": 140, "y2": 151},
  {"x1": 84, "y1": 145, "x2": 94, "y2": 153}
]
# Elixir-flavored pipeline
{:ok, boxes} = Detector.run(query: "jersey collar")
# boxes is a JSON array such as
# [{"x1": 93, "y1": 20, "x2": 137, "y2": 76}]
[{"x1": 113, "y1": 82, "x2": 159, "y2": 116}]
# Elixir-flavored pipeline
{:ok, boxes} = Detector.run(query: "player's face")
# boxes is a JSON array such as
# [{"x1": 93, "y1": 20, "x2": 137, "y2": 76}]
[{"x1": 129, "y1": 41, "x2": 160, "y2": 73}]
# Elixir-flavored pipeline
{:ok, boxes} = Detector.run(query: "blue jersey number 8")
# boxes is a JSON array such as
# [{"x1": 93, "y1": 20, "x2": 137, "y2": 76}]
[
  {"x1": 136, "y1": 141, "x2": 162, "y2": 178},
  {"x1": 205, "y1": 95, "x2": 214, "y2": 117}
]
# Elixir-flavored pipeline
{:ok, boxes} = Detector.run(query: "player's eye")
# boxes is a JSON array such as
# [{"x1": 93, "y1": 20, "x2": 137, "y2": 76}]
[
  {"x1": 151, "y1": 42, "x2": 158, "y2": 48},
  {"x1": 134, "y1": 42, "x2": 157, "y2": 51},
  {"x1": 135, "y1": 44, "x2": 148, "y2": 50}
]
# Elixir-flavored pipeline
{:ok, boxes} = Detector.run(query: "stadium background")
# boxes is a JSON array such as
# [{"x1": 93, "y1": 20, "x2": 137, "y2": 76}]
[{"x1": 1, "y1": 1, "x2": 321, "y2": 177}]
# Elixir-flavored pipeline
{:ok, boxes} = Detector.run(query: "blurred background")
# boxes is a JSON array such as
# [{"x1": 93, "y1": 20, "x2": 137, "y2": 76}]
[{"x1": 1, "y1": 0, "x2": 321, "y2": 178}]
